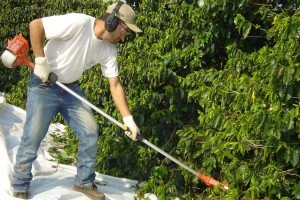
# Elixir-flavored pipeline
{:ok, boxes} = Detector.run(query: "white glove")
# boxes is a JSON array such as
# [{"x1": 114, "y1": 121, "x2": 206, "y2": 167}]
[
  {"x1": 34, "y1": 57, "x2": 50, "y2": 82},
  {"x1": 1, "y1": 50, "x2": 17, "y2": 68},
  {"x1": 123, "y1": 115, "x2": 140, "y2": 141}
]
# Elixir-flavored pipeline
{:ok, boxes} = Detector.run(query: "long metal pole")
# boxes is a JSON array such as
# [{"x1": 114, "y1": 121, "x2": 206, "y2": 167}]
[
  {"x1": 55, "y1": 80, "x2": 198, "y2": 176},
  {"x1": 141, "y1": 139, "x2": 198, "y2": 176},
  {"x1": 55, "y1": 80, "x2": 229, "y2": 190}
]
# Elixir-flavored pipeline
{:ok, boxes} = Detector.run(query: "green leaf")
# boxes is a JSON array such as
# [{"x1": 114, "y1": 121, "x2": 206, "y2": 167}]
[{"x1": 291, "y1": 149, "x2": 299, "y2": 167}]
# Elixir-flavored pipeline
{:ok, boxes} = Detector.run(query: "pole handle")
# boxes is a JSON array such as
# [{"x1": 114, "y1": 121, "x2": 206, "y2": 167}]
[{"x1": 48, "y1": 72, "x2": 58, "y2": 85}]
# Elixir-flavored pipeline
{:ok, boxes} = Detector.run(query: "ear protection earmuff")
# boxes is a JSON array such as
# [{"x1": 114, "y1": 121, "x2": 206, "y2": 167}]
[{"x1": 105, "y1": 1, "x2": 124, "y2": 32}]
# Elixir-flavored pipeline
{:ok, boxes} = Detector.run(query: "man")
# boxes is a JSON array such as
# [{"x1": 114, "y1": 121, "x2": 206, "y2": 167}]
[{"x1": 11, "y1": 2, "x2": 142, "y2": 200}]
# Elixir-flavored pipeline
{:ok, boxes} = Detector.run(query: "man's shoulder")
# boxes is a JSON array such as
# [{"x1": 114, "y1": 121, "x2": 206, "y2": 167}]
[
  {"x1": 65, "y1": 13, "x2": 93, "y2": 18},
  {"x1": 65, "y1": 13, "x2": 95, "y2": 22}
]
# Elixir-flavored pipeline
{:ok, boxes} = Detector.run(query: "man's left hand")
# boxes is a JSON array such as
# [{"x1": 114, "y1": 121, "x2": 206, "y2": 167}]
[{"x1": 123, "y1": 115, "x2": 140, "y2": 141}]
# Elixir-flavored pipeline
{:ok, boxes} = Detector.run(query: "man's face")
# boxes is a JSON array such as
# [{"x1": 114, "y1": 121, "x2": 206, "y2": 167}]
[{"x1": 109, "y1": 22, "x2": 131, "y2": 43}]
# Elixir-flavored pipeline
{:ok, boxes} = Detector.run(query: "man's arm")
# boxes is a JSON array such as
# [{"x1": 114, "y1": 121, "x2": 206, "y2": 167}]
[
  {"x1": 29, "y1": 19, "x2": 45, "y2": 57},
  {"x1": 108, "y1": 76, "x2": 131, "y2": 117},
  {"x1": 29, "y1": 18, "x2": 50, "y2": 82},
  {"x1": 108, "y1": 76, "x2": 140, "y2": 141}
]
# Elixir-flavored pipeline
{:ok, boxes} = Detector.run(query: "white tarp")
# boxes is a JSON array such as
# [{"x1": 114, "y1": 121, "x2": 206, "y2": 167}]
[{"x1": 0, "y1": 93, "x2": 139, "y2": 200}]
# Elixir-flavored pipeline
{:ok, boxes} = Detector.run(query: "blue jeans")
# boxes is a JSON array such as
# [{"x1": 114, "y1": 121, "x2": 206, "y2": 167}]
[{"x1": 11, "y1": 72, "x2": 99, "y2": 192}]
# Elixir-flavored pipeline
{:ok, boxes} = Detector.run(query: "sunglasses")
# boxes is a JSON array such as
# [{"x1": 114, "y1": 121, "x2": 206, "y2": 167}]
[{"x1": 119, "y1": 22, "x2": 131, "y2": 35}]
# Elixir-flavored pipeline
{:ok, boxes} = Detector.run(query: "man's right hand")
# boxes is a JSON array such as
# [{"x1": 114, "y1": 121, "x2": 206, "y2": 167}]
[{"x1": 34, "y1": 57, "x2": 50, "y2": 82}]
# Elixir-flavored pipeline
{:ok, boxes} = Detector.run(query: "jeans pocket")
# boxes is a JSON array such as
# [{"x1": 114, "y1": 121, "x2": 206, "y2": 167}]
[
  {"x1": 37, "y1": 83, "x2": 48, "y2": 91},
  {"x1": 29, "y1": 70, "x2": 43, "y2": 87}
]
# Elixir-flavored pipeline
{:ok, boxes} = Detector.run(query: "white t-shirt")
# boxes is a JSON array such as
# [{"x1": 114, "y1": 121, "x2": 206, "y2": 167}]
[{"x1": 42, "y1": 13, "x2": 118, "y2": 83}]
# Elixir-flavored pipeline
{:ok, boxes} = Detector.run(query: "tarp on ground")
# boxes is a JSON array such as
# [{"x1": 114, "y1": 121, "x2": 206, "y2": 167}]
[{"x1": 0, "y1": 93, "x2": 139, "y2": 200}]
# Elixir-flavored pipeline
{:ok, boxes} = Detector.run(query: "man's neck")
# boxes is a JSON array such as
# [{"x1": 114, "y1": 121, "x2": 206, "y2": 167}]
[{"x1": 94, "y1": 19, "x2": 106, "y2": 40}]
